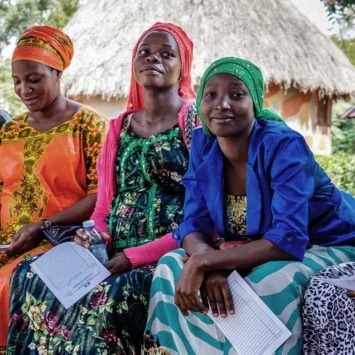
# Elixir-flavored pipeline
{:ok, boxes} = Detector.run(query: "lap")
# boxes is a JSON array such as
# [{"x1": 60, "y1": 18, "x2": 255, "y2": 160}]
[{"x1": 8, "y1": 254, "x2": 156, "y2": 355}]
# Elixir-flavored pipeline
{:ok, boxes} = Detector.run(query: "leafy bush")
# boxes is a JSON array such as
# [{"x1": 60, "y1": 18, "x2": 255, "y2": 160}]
[
  {"x1": 315, "y1": 153, "x2": 355, "y2": 196},
  {"x1": 332, "y1": 119, "x2": 355, "y2": 155}
]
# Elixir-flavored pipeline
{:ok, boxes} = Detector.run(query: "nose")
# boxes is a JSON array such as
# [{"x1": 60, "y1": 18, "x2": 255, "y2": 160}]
[
  {"x1": 215, "y1": 95, "x2": 231, "y2": 111},
  {"x1": 19, "y1": 84, "x2": 33, "y2": 97},
  {"x1": 145, "y1": 51, "x2": 161, "y2": 63}
]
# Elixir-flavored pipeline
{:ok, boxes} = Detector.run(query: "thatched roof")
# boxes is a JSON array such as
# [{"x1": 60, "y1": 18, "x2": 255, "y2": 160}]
[{"x1": 62, "y1": 0, "x2": 355, "y2": 100}]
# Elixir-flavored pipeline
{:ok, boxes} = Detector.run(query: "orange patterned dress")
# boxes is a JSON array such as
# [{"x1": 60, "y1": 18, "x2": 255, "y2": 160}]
[{"x1": 0, "y1": 107, "x2": 107, "y2": 349}]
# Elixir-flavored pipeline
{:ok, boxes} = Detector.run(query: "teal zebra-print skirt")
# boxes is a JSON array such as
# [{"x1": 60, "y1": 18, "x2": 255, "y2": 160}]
[{"x1": 144, "y1": 246, "x2": 355, "y2": 355}]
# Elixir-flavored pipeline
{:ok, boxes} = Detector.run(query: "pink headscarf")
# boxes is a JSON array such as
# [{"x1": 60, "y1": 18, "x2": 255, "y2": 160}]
[{"x1": 127, "y1": 22, "x2": 195, "y2": 110}]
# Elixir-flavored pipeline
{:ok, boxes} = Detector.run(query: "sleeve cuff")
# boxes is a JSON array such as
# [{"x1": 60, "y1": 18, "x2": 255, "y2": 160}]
[
  {"x1": 176, "y1": 218, "x2": 213, "y2": 247},
  {"x1": 87, "y1": 188, "x2": 99, "y2": 195},
  {"x1": 123, "y1": 233, "x2": 178, "y2": 269},
  {"x1": 263, "y1": 228, "x2": 308, "y2": 261}
]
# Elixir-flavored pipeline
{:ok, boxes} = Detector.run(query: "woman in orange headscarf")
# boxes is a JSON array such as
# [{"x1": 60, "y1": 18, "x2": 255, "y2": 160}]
[
  {"x1": 0, "y1": 26, "x2": 107, "y2": 352},
  {"x1": 7, "y1": 22, "x2": 197, "y2": 355}
]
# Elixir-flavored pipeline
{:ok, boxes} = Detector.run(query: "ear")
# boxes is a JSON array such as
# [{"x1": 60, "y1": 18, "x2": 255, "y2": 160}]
[{"x1": 57, "y1": 71, "x2": 63, "y2": 80}]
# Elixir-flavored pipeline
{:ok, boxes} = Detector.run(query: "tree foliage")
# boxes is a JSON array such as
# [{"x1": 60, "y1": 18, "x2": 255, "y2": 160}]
[
  {"x1": 331, "y1": 35, "x2": 355, "y2": 64},
  {"x1": 316, "y1": 153, "x2": 355, "y2": 195},
  {"x1": 332, "y1": 118, "x2": 355, "y2": 154},
  {"x1": 0, "y1": 0, "x2": 79, "y2": 53},
  {"x1": 0, "y1": 59, "x2": 25, "y2": 116},
  {"x1": 322, "y1": 0, "x2": 355, "y2": 26}
]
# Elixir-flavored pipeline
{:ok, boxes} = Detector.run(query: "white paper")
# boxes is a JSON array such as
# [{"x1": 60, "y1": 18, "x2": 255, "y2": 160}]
[
  {"x1": 317, "y1": 275, "x2": 355, "y2": 291},
  {"x1": 208, "y1": 271, "x2": 291, "y2": 355},
  {"x1": 30, "y1": 242, "x2": 111, "y2": 309}
]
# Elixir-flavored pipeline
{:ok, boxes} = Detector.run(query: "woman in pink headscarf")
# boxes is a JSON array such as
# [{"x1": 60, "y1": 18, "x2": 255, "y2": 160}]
[{"x1": 7, "y1": 22, "x2": 198, "y2": 354}]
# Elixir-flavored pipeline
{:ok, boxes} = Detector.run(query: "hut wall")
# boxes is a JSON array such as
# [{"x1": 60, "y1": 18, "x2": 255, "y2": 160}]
[
  {"x1": 79, "y1": 85, "x2": 332, "y2": 155},
  {"x1": 264, "y1": 85, "x2": 331, "y2": 155},
  {"x1": 78, "y1": 96, "x2": 127, "y2": 119}
]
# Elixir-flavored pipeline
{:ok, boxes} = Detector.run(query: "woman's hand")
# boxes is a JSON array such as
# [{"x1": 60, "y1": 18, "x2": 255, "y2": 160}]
[
  {"x1": 6, "y1": 223, "x2": 42, "y2": 256},
  {"x1": 74, "y1": 229, "x2": 110, "y2": 249},
  {"x1": 175, "y1": 253, "x2": 208, "y2": 316},
  {"x1": 200, "y1": 270, "x2": 234, "y2": 318},
  {"x1": 105, "y1": 252, "x2": 132, "y2": 277}
]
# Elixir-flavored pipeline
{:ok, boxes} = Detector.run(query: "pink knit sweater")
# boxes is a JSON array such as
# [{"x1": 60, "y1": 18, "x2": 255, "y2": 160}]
[{"x1": 91, "y1": 100, "x2": 197, "y2": 268}]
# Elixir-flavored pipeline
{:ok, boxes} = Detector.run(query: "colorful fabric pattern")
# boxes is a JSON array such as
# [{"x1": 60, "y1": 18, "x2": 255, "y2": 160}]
[
  {"x1": 195, "y1": 57, "x2": 284, "y2": 136},
  {"x1": 0, "y1": 107, "x2": 107, "y2": 251},
  {"x1": 224, "y1": 194, "x2": 247, "y2": 236},
  {"x1": 12, "y1": 25, "x2": 74, "y2": 71},
  {"x1": 7, "y1": 255, "x2": 155, "y2": 355},
  {"x1": 144, "y1": 246, "x2": 355, "y2": 354},
  {"x1": 0, "y1": 107, "x2": 107, "y2": 349},
  {"x1": 7, "y1": 121, "x2": 191, "y2": 354},
  {"x1": 108, "y1": 118, "x2": 189, "y2": 251}
]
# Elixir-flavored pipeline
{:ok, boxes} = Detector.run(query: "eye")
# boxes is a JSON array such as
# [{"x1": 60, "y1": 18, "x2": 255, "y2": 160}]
[
  {"x1": 13, "y1": 79, "x2": 20, "y2": 85},
  {"x1": 161, "y1": 51, "x2": 175, "y2": 58},
  {"x1": 204, "y1": 91, "x2": 217, "y2": 99},
  {"x1": 137, "y1": 48, "x2": 149, "y2": 56},
  {"x1": 231, "y1": 91, "x2": 244, "y2": 99},
  {"x1": 29, "y1": 78, "x2": 41, "y2": 84}
]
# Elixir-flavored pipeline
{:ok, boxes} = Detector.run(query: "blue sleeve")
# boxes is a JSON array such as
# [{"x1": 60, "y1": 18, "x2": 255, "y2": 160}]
[
  {"x1": 262, "y1": 135, "x2": 314, "y2": 260},
  {"x1": 173, "y1": 130, "x2": 214, "y2": 247}
]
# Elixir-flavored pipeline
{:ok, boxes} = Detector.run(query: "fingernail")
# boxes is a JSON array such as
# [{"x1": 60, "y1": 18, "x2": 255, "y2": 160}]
[
  {"x1": 213, "y1": 313, "x2": 218, "y2": 317},
  {"x1": 229, "y1": 310, "x2": 235, "y2": 314},
  {"x1": 221, "y1": 313, "x2": 226, "y2": 318}
]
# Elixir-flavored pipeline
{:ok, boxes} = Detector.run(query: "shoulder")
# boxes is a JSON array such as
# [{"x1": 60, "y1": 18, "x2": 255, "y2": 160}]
[
  {"x1": 190, "y1": 126, "x2": 217, "y2": 156},
  {"x1": 9, "y1": 112, "x2": 27, "y2": 124},
  {"x1": 254, "y1": 120, "x2": 309, "y2": 152},
  {"x1": 192, "y1": 126, "x2": 209, "y2": 142},
  {"x1": 1, "y1": 112, "x2": 27, "y2": 132},
  {"x1": 74, "y1": 106, "x2": 108, "y2": 127},
  {"x1": 257, "y1": 120, "x2": 304, "y2": 142},
  {"x1": 182, "y1": 100, "x2": 196, "y2": 115},
  {"x1": 253, "y1": 121, "x2": 314, "y2": 168}
]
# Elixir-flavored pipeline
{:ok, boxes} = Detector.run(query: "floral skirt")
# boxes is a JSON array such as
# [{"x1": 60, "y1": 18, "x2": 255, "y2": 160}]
[
  {"x1": 7, "y1": 254, "x2": 155, "y2": 355},
  {"x1": 0, "y1": 242, "x2": 52, "y2": 353}
]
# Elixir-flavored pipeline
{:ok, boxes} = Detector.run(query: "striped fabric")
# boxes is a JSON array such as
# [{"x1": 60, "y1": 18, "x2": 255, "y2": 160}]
[{"x1": 145, "y1": 246, "x2": 355, "y2": 355}]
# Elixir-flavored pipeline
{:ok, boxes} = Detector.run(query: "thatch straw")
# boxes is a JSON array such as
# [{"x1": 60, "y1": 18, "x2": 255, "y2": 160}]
[{"x1": 62, "y1": 0, "x2": 355, "y2": 100}]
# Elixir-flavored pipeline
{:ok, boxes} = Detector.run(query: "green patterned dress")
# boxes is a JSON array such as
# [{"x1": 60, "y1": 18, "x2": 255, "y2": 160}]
[{"x1": 7, "y1": 117, "x2": 190, "y2": 355}]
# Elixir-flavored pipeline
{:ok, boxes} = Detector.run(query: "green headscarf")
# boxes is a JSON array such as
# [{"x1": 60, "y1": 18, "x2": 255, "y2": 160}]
[{"x1": 196, "y1": 57, "x2": 284, "y2": 136}]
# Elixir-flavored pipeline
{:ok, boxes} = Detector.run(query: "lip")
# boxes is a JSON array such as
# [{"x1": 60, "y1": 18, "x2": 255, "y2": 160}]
[
  {"x1": 22, "y1": 96, "x2": 39, "y2": 105},
  {"x1": 211, "y1": 116, "x2": 234, "y2": 123},
  {"x1": 141, "y1": 65, "x2": 163, "y2": 74}
]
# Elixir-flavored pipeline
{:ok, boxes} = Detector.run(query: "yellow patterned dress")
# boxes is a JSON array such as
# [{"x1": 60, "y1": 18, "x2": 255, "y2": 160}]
[
  {"x1": 224, "y1": 193, "x2": 247, "y2": 236},
  {"x1": 0, "y1": 107, "x2": 107, "y2": 349}
]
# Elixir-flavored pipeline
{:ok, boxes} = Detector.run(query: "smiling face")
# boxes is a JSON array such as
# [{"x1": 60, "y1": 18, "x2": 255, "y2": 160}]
[
  {"x1": 133, "y1": 30, "x2": 181, "y2": 90},
  {"x1": 200, "y1": 73, "x2": 255, "y2": 138},
  {"x1": 12, "y1": 60, "x2": 61, "y2": 112}
]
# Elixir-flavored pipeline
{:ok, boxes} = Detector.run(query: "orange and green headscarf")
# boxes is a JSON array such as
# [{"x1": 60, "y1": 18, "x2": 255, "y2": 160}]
[
  {"x1": 12, "y1": 26, "x2": 74, "y2": 71},
  {"x1": 196, "y1": 57, "x2": 284, "y2": 136}
]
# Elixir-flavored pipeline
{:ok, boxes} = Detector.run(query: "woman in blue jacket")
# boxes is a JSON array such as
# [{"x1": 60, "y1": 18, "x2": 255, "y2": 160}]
[{"x1": 143, "y1": 57, "x2": 355, "y2": 355}]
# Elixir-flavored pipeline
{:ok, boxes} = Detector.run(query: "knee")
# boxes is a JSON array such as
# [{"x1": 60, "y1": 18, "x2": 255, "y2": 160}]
[{"x1": 157, "y1": 249, "x2": 185, "y2": 268}]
